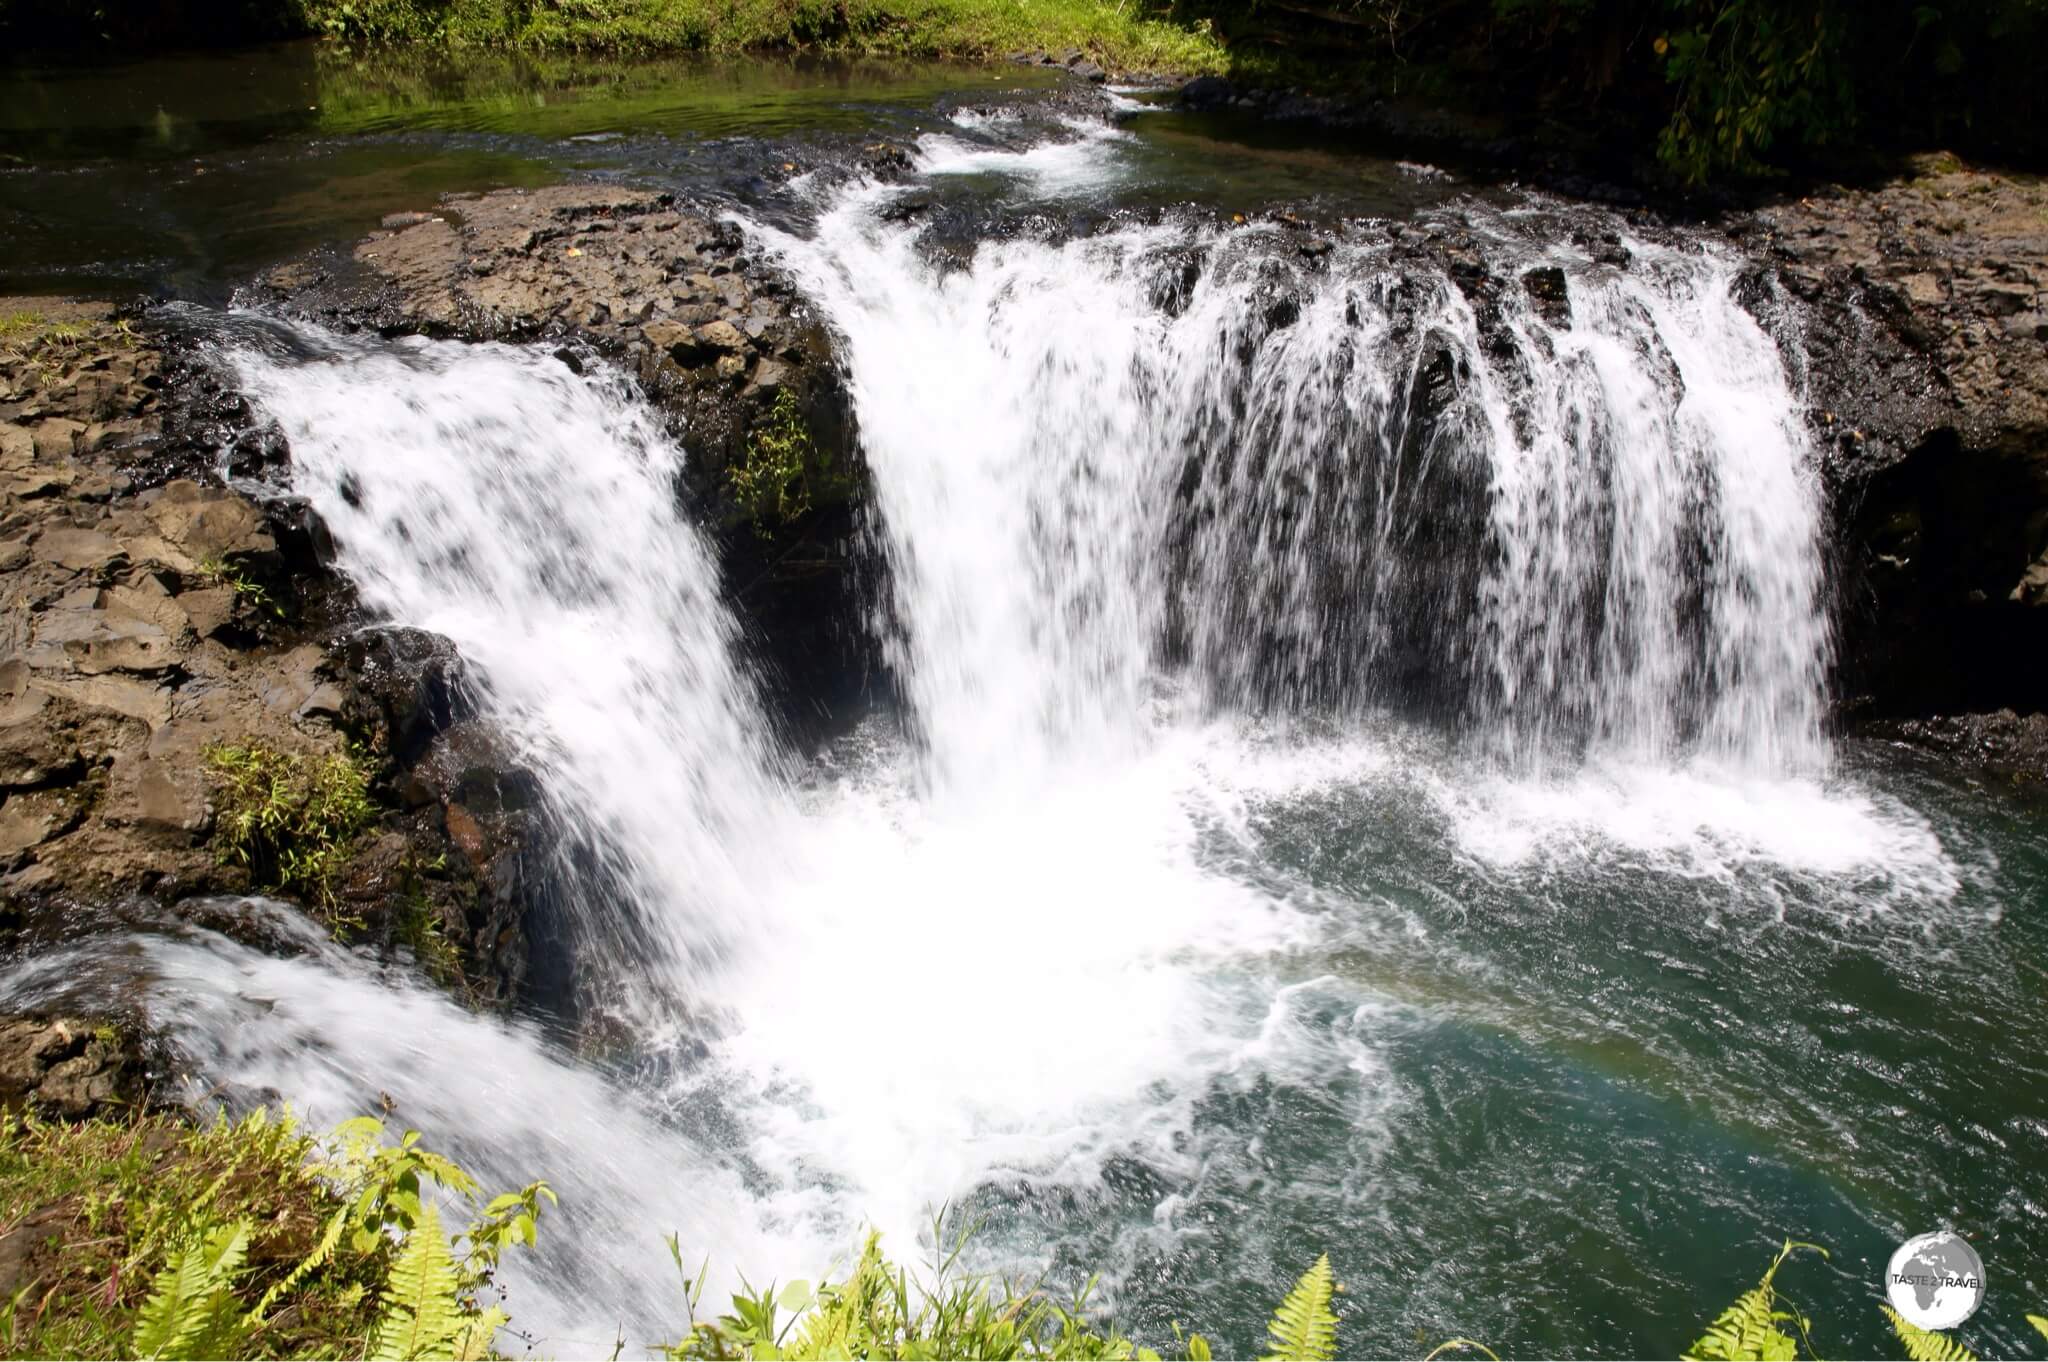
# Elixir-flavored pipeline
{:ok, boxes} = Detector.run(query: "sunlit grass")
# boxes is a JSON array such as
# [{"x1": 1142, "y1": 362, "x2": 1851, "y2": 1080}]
[{"x1": 304, "y1": 0, "x2": 1230, "y2": 72}]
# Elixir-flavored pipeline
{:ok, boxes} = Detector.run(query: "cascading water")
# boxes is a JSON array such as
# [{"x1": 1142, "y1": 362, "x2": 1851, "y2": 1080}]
[
  {"x1": 7, "y1": 107, "x2": 2023, "y2": 1359},
  {"x1": 226, "y1": 325, "x2": 798, "y2": 1017},
  {"x1": 758, "y1": 172, "x2": 1829, "y2": 777}
]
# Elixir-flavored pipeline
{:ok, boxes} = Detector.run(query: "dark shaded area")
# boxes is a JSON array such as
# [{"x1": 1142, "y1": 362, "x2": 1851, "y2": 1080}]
[
  {"x1": 0, "y1": 0, "x2": 310, "y2": 50},
  {"x1": 1165, "y1": 0, "x2": 2048, "y2": 183},
  {"x1": 9, "y1": 2, "x2": 2048, "y2": 186}
]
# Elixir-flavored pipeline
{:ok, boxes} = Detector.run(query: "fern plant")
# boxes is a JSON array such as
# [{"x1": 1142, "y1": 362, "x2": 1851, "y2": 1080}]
[
  {"x1": 1261, "y1": 1254, "x2": 1339, "y2": 1362},
  {"x1": 1683, "y1": 1240, "x2": 1825, "y2": 1361},
  {"x1": 1880, "y1": 1305, "x2": 1975, "y2": 1362},
  {"x1": 370, "y1": 1201, "x2": 468, "y2": 1361},
  {"x1": 133, "y1": 1220, "x2": 254, "y2": 1360}
]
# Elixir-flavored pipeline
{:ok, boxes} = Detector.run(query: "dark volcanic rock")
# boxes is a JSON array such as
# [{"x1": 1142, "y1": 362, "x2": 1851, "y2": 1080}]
[
  {"x1": 1522, "y1": 266, "x2": 1571, "y2": 327},
  {"x1": 1756, "y1": 154, "x2": 2048, "y2": 744},
  {"x1": 0, "y1": 1015, "x2": 150, "y2": 1118},
  {"x1": 258, "y1": 184, "x2": 885, "y2": 749},
  {"x1": 0, "y1": 305, "x2": 552, "y2": 1012},
  {"x1": 1863, "y1": 710, "x2": 2048, "y2": 784},
  {"x1": 1180, "y1": 76, "x2": 1236, "y2": 111},
  {"x1": 260, "y1": 184, "x2": 832, "y2": 494}
]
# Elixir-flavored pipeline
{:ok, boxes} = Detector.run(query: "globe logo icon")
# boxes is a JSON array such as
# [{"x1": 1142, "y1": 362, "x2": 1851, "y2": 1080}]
[{"x1": 1886, "y1": 1232, "x2": 1985, "y2": 1331}]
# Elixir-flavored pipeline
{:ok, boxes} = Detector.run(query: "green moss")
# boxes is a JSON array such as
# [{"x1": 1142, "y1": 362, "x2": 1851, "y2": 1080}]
[
  {"x1": 393, "y1": 856, "x2": 477, "y2": 1001},
  {"x1": 204, "y1": 742, "x2": 377, "y2": 915}
]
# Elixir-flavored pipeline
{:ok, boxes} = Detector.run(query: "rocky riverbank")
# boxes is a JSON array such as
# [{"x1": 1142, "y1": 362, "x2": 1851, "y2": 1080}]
[
  {"x1": 0, "y1": 300, "x2": 555, "y2": 1028},
  {"x1": 1748, "y1": 154, "x2": 2048, "y2": 776},
  {"x1": 4, "y1": 144, "x2": 2044, "y2": 1060},
  {"x1": 0, "y1": 184, "x2": 874, "y2": 1063}
]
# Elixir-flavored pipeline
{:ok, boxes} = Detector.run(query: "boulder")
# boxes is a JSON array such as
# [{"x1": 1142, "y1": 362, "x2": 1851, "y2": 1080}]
[{"x1": 0, "y1": 1017, "x2": 147, "y2": 1119}]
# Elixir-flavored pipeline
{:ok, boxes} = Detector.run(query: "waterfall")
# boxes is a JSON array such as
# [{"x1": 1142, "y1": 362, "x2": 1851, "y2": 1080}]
[
  {"x1": 228, "y1": 327, "x2": 798, "y2": 1017},
  {"x1": 19, "y1": 117, "x2": 1896, "y2": 1354},
  {"x1": 757, "y1": 182, "x2": 1829, "y2": 779}
]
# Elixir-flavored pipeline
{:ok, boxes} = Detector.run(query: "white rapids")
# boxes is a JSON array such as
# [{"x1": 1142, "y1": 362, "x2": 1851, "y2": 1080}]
[{"x1": 0, "y1": 111, "x2": 1977, "y2": 1352}]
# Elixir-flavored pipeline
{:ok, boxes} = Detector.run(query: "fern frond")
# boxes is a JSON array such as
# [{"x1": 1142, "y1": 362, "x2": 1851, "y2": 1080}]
[
  {"x1": 1421, "y1": 1340, "x2": 1502, "y2": 1361},
  {"x1": 370, "y1": 1202, "x2": 466, "y2": 1362},
  {"x1": 1261, "y1": 1254, "x2": 1338, "y2": 1362},
  {"x1": 133, "y1": 1221, "x2": 252, "y2": 1361},
  {"x1": 1882, "y1": 1306, "x2": 1976, "y2": 1362},
  {"x1": 1683, "y1": 1241, "x2": 1824, "y2": 1362},
  {"x1": 1684, "y1": 1286, "x2": 1797, "y2": 1362},
  {"x1": 248, "y1": 1205, "x2": 349, "y2": 1325}
]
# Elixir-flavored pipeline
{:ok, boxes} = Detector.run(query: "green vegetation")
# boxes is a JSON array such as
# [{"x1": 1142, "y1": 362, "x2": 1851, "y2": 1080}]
[
  {"x1": 0, "y1": 310, "x2": 131, "y2": 396},
  {"x1": 1683, "y1": 1240, "x2": 1824, "y2": 1361},
  {"x1": 1881, "y1": 1306, "x2": 1976, "y2": 1362},
  {"x1": 297, "y1": 0, "x2": 1227, "y2": 70},
  {"x1": 9, "y1": 1, "x2": 2045, "y2": 181},
  {"x1": 0, "y1": 1108, "x2": 547, "y2": 1361},
  {"x1": 205, "y1": 742, "x2": 377, "y2": 912},
  {"x1": 8, "y1": 1111, "x2": 2045, "y2": 1362},
  {"x1": 194, "y1": 557, "x2": 286, "y2": 620},
  {"x1": 1681, "y1": 1239, "x2": 2048, "y2": 1362},
  {"x1": 1170, "y1": 0, "x2": 2048, "y2": 183},
  {"x1": 727, "y1": 388, "x2": 834, "y2": 536},
  {"x1": 1261, "y1": 1253, "x2": 1337, "y2": 1362}
]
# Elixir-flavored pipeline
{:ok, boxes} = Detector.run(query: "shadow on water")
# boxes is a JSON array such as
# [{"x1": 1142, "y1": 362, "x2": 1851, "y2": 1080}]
[{"x1": 0, "y1": 41, "x2": 1459, "y2": 301}]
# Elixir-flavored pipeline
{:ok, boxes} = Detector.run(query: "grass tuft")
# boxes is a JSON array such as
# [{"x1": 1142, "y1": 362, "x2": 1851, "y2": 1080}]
[{"x1": 204, "y1": 742, "x2": 376, "y2": 916}]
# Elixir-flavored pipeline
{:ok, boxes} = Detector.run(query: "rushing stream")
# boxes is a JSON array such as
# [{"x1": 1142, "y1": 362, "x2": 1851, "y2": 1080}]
[{"x1": 3, "y1": 52, "x2": 2045, "y2": 1360}]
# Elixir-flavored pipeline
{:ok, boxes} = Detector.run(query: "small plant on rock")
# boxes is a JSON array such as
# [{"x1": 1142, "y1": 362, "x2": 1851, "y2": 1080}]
[
  {"x1": 726, "y1": 388, "x2": 822, "y2": 536},
  {"x1": 193, "y1": 556, "x2": 284, "y2": 619},
  {"x1": 205, "y1": 742, "x2": 376, "y2": 914}
]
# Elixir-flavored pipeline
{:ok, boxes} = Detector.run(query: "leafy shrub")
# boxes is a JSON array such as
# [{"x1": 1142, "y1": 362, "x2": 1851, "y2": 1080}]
[
  {"x1": 12, "y1": 1110, "x2": 2047, "y2": 1362},
  {"x1": 205, "y1": 742, "x2": 376, "y2": 911},
  {"x1": 1651, "y1": 1, "x2": 1852, "y2": 183}
]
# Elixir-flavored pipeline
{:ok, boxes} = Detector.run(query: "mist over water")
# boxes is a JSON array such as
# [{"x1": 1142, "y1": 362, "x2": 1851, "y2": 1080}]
[{"x1": 9, "y1": 105, "x2": 2041, "y2": 1359}]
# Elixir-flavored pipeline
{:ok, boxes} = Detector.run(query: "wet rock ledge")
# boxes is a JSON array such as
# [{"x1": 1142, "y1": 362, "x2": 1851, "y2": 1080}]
[
  {"x1": 1751, "y1": 155, "x2": 2048, "y2": 772},
  {"x1": 0, "y1": 301, "x2": 541, "y2": 1012},
  {"x1": 258, "y1": 182, "x2": 876, "y2": 738}
]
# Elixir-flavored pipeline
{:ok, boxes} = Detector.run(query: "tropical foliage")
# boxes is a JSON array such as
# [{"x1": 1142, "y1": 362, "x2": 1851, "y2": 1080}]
[
  {"x1": 1683, "y1": 1240, "x2": 1824, "y2": 1361},
  {"x1": 7, "y1": 1106, "x2": 2045, "y2": 1361},
  {"x1": 0, "y1": 1109, "x2": 547, "y2": 1360},
  {"x1": 727, "y1": 388, "x2": 827, "y2": 535}
]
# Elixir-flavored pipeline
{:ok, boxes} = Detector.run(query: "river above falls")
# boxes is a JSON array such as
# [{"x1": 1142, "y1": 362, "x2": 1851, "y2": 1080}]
[
  {"x1": 2, "y1": 45, "x2": 2045, "y2": 1362},
  {"x1": 1, "y1": 42, "x2": 1463, "y2": 300}
]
